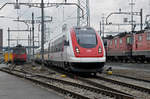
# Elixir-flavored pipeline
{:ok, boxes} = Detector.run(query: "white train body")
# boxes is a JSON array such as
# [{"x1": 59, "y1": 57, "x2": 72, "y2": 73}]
[{"x1": 36, "y1": 26, "x2": 106, "y2": 73}]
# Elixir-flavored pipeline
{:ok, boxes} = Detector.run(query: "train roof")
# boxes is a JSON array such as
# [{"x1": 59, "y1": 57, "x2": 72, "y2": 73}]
[
  {"x1": 116, "y1": 32, "x2": 132, "y2": 37},
  {"x1": 105, "y1": 32, "x2": 132, "y2": 40},
  {"x1": 16, "y1": 44, "x2": 23, "y2": 47},
  {"x1": 133, "y1": 30, "x2": 145, "y2": 34},
  {"x1": 13, "y1": 44, "x2": 25, "y2": 49},
  {"x1": 73, "y1": 26, "x2": 93, "y2": 30},
  {"x1": 104, "y1": 35, "x2": 113, "y2": 39}
]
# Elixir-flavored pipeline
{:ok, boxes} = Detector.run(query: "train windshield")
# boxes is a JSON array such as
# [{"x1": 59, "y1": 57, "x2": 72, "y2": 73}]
[
  {"x1": 75, "y1": 28, "x2": 97, "y2": 48},
  {"x1": 13, "y1": 48, "x2": 26, "y2": 54}
]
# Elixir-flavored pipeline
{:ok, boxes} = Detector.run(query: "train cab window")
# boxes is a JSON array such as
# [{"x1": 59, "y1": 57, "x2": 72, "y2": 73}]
[
  {"x1": 75, "y1": 28, "x2": 97, "y2": 48},
  {"x1": 138, "y1": 35, "x2": 142, "y2": 41},
  {"x1": 13, "y1": 48, "x2": 26, "y2": 54},
  {"x1": 147, "y1": 32, "x2": 150, "y2": 40},
  {"x1": 120, "y1": 38, "x2": 122, "y2": 44}
]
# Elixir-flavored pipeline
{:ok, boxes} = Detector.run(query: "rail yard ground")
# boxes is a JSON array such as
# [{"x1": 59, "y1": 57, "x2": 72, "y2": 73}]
[
  {"x1": 0, "y1": 64, "x2": 63, "y2": 99},
  {"x1": 105, "y1": 62, "x2": 150, "y2": 80},
  {"x1": 0, "y1": 62, "x2": 150, "y2": 99}
]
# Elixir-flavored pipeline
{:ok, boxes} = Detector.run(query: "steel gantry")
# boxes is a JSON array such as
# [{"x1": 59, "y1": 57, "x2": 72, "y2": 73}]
[
  {"x1": 77, "y1": 0, "x2": 90, "y2": 26},
  {"x1": 0, "y1": 1, "x2": 84, "y2": 62}
]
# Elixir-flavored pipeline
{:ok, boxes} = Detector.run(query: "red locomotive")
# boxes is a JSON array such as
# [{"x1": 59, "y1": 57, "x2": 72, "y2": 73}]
[
  {"x1": 132, "y1": 30, "x2": 150, "y2": 62},
  {"x1": 106, "y1": 30, "x2": 150, "y2": 63},
  {"x1": 12, "y1": 45, "x2": 27, "y2": 64},
  {"x1": 106, "y1": 32, "x2": 133, "y2": 62}
]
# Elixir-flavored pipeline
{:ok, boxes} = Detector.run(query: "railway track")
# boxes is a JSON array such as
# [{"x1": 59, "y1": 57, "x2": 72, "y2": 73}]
[
  {"x1": 24, "y1": 62, "x2": 150, "y2": 98},
  {"x1": 109, "y1": 73, "x2": 150, "y2": 83},
  {"x1": 0, "y1": 67, "x2": 134, "y2": 99},
  {"x1": 43, "y1": 65, "x2": 136, "y2": 97},
  {"x1": 42, "y1": 64, "x2": 150, "y2": 99},
  {"x1": 84, "y1": 75, "x2": 150, "y2": 99},
  {"x1": 96, "y1": 75, "x2": 150, "y2": 94}
]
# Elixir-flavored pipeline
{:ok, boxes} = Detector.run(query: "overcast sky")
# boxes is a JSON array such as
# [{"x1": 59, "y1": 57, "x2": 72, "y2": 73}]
[{"x1": 0, "y1": 0, "x2": 150, "y2": 46}]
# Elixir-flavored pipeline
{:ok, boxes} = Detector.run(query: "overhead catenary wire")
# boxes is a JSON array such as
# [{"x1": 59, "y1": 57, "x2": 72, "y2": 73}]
[{"x1": 50, "y1": 7, "x2": 77, "y2": 34}]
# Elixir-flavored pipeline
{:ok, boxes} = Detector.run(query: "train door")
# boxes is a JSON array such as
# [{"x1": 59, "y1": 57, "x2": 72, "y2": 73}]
[
  {"x1": 63, "y1": 36, "x2": 69, "y2": 61},
  {"x1": 126, "y1": 36, "x2": 133, "y2": 57}
]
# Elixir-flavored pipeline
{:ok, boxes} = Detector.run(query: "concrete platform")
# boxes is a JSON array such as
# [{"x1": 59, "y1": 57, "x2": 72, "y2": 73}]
[{"x1": 0, "y1": 64, "x2": 63, "y2": 99}]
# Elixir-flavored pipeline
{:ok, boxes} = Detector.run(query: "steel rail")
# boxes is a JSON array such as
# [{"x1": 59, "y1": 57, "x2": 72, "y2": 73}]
[
  {"x1": 36, "y1": 74, "x2": 134, "y2": 99},
  {"x1": 0, "y1": 68, "x2": 134, "y2": 99},
  {"x1": 97, "y1": 75, "x2": 150, "y2": 94},
  {"x1": 44, "y1": 66, "x2": 134, "y2": 98},
  {"x1": 110, "y1": 73, "x2": 150, "y2": 83},
  {"x1": 0, "y1": 68, "x2": 90, "y2": 99}
]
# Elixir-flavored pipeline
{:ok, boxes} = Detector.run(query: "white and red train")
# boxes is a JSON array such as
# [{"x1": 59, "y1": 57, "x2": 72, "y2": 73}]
[{"x1": 35, "y1": 26, "x2": 106, "y2": 73}]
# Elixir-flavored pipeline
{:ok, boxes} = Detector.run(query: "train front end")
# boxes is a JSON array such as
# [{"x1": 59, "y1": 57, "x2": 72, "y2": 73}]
[
  {"x1": 69, "y1": 27, "x2": 106, "y2": 73},
  {"x1": 12, "y1": 46, "x2": 27, "y2": 64}
]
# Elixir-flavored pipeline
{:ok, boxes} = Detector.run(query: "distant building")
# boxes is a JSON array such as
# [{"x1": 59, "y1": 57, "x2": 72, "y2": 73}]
[{"x1": 0, "y1": 29, "x2": 3, "y2": 52}]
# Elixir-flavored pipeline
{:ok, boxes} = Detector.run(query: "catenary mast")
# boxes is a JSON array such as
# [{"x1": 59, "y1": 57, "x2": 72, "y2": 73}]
[{"x1": 77, "y1": 0, "x2": 90, "y2": 26}]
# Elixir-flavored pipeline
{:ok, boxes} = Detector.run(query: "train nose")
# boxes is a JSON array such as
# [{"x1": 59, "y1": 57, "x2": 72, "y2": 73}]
[
  {"x1": 74, "y1": 47, "x2": 103, "y2": 57},
  {"x1": 86, "y1": 49, "x2": 92, "y2": 52}
]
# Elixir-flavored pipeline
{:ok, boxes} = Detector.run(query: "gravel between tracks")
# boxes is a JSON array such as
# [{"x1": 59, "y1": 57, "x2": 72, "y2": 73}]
[
  {"x1": 112, "y1": 69, "x2": 150, "y2": 80},
  {"x1": 99, "y1": 73, "x2": 150, "y2": 89},
  {"x1": 88, "y1": 78, "x2": 150, "y2": 99},
  {"x1": 14, "y1": 64, "x2": 150, "y2": 99},
  {"x1": 13, "y1": 64, "x2": 115, "y2": 99},
  {"x1": 34, "y1": 77, "x2": 113, "y2": 99},
  {"x1": 105, "y1": 63, "x2": 150, "y2": 81}
]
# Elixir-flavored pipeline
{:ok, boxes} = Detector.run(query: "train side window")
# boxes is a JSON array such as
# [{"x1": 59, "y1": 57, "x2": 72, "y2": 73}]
[
  {"x1": 147, "y1": 32, "x2": 150, "y2": 40},
  {"x1": 64, "y1": 40, "x2": 69, "y2": 46},
  {"x1": 126, "y1": 37, "x2": 132, "y2": 44},
  {"x1": 127, "y1": 37, "x2": 129, "y2": 44},
  {"x1": 115, "y1": 39, "x2": 117, "y2": 48},
  {"x1": 110, "y1": 40, "x2": 112, "y2": 46},
  {"x1": 138, "y1": 35, "x2": 142, "y2": 41},
  {"x1": 120, "y1": 38, "x2": 122, "y2": 44}
]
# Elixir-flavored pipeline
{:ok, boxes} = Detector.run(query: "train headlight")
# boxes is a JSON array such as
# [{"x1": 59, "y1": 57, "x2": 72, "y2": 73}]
[
  {"x1": 98, "y1": 46, "x2": 102, "y2": 53},
  {"x1": 75, "y1": 47, "x2": 80, "y2": 54}
]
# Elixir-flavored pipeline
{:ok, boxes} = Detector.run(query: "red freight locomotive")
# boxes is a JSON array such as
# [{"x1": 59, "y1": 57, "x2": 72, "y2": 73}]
[
  {"x1": 12, "y1": 45, "x2": 27, "y2": 64},
  {"x1": 106, "y1": 30, "x2": 150, "y2": 63},
  {"x1": 132, "y1": 30, "x2": 150, "y2": 62},
  {"x1": 106, "y1": 32, "x2": 133, "y2": 62}
]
